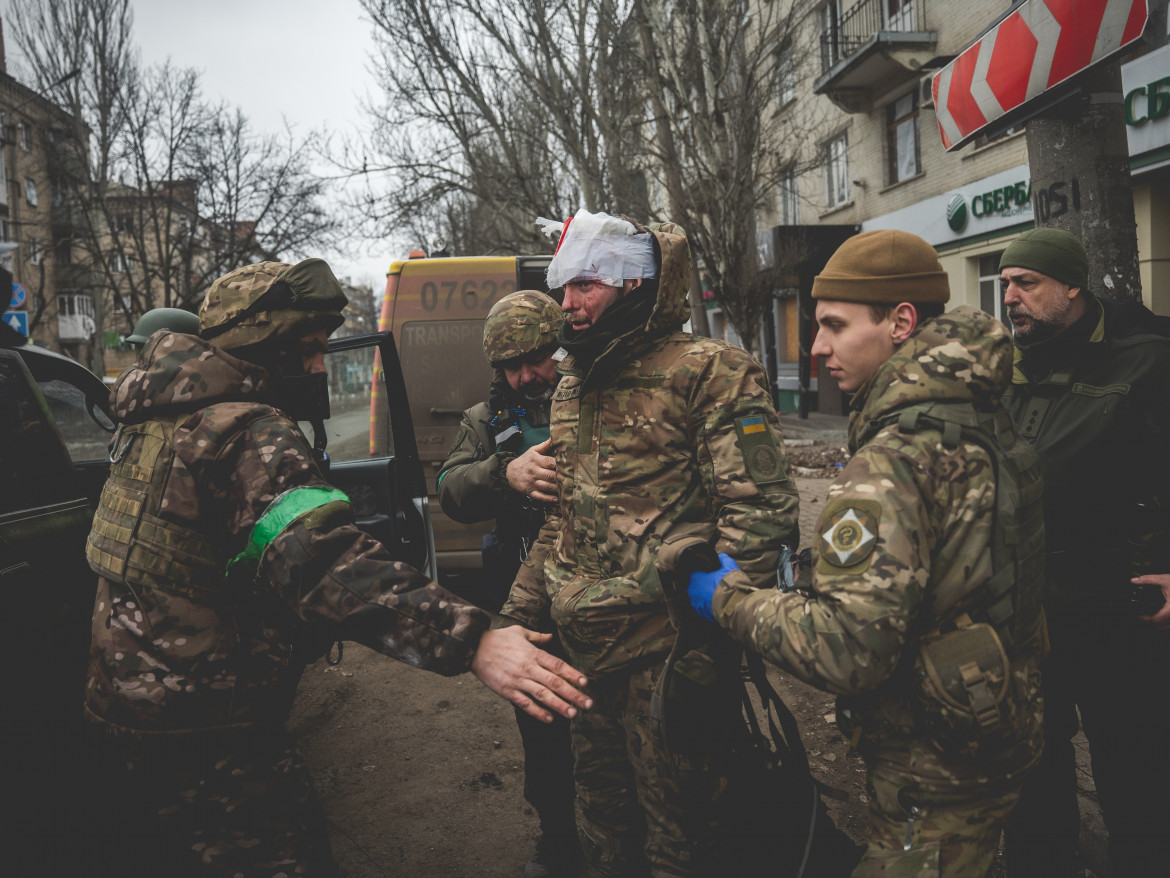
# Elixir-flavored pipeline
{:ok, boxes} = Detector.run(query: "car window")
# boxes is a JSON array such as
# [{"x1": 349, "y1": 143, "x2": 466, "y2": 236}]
[
  {"x1": 299, "y1": 337, "x2": 410, "y2": 464},
  {"x1": 37, "y1": 378, "x2": 115, "y2": 462},
  {"x1": 0, "y1": 352, "x2": 78, "y2": 513}
]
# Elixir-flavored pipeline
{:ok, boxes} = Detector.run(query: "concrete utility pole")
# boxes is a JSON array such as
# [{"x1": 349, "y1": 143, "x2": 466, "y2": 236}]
[{"x1": 1025, "y1": 59, "x2": 1142, "y2": 302}]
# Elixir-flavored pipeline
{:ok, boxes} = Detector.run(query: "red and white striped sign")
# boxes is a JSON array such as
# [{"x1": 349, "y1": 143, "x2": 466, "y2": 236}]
[{"x1": 933, "y1": 0, "x2": 1149, "y2": 150}]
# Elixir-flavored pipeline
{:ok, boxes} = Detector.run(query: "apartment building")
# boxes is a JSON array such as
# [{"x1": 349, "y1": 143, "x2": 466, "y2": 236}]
[
  {"x1": 0, "y1": 65, "x2": 93, "y2": 364},
  {"x1": 754, "y1": 0, "x2": 1170, "y2": 411}
]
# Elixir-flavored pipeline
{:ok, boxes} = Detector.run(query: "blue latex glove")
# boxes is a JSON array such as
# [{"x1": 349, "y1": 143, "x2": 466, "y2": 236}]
[{"x1": 687, "y1": 552, "x2": 740, "y2": 622}]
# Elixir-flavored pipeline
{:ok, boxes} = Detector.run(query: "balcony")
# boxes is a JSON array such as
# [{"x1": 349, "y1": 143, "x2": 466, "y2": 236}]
[{"x1": 814, "y1": 0, "x2": 937, "y2": 114}]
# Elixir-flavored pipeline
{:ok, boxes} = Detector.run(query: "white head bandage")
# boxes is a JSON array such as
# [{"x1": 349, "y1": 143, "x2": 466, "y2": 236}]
[{"x1": 538, "y1": 209, "x2": 658, "y2": 290}]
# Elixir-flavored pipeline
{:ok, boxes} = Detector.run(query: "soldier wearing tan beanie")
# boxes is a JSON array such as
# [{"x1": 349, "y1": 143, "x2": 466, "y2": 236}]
[{"x1": 692, "y1": 227, "x2": 1044, "y2": 874}]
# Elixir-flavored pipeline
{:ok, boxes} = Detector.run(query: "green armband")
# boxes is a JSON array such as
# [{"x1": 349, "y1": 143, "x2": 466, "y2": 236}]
[{"x1": 227, "y1": 485, "x2": 351, "y2": 574}]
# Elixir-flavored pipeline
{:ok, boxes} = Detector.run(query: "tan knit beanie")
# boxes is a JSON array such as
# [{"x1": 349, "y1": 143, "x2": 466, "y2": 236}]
[{"x1": 812, "y1": 230, "x2": 950, "y2": 303}]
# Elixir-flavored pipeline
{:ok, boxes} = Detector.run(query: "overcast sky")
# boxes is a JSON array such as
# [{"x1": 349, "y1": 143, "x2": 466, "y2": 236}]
[{"x1": 4, "y1": 0, "x2": 396, "y2": 294}]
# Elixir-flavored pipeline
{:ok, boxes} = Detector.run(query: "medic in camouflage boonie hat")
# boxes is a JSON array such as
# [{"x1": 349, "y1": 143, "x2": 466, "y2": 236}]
[
  {"x1": 199, "y1": 259, "x2": 348, "y2": 353},
  {"x1": 482, "y1": 290, "x2": 563, "y2": 367}
]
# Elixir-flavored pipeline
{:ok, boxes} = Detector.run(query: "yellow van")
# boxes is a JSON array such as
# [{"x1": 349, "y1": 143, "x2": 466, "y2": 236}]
[{"x1": 372, "y1": 253, "x2": 552, "y2": 572}]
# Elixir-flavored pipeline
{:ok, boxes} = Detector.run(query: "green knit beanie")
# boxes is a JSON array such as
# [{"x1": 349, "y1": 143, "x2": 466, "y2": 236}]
[
  {"x1": 998, "y1": 228, "x2": 1088, "y2": 290},
  {"x1": 812, "y1": 229, "x2": 950, "y2": 304}
]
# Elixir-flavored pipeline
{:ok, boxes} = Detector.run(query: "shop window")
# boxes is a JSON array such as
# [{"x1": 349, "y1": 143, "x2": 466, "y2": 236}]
[
  {"x1": 824, "y1": 132, "x2": 849, "y2": 208},
  {"x1": 887, "y1": 92, "x2": 920, "y2": 184},
  {"x1": 978, "y1": 252, "x2": 1008, "y2": 327}
]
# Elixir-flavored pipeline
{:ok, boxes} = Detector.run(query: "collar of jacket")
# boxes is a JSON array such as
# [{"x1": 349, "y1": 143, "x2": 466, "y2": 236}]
[{"x1": 1011, "y1": 293, "x2": 1105, "y2": 385}]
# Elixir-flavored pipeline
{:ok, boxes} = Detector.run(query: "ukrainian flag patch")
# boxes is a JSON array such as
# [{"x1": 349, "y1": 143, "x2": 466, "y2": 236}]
[{"x1": 735, "y1": 415, "x2": 785, "y2": 485}]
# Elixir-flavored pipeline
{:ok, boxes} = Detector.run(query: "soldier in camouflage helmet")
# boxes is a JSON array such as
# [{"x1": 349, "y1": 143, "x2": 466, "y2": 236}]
[
  {"x1": 690, "y1": 229, "x2": 1046, "y2": 875},
  {"x1": 439, "y1": 289, "x2": 579, "y2": 877},
  {"x1": 85, "y1": 259, "x2": 592, "y2": 876},
  {"x1": 501, "y1": 210, "x2": 801, "y2": 876}
]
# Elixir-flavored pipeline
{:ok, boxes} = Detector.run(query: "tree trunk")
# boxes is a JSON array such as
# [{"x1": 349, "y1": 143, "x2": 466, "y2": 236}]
[{"x1": 1025, "y1": 60, "x2": 1141, "y2": 302}]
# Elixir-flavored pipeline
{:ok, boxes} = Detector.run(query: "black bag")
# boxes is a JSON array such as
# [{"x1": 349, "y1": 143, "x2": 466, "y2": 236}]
[{"x1": 654, "y1": 538, "x2": 862, "y2": 877}]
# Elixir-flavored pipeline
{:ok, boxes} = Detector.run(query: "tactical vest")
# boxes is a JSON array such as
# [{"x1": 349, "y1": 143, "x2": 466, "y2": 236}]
[
  {"x1": 873, "y1": 400, "x2": 1046, "y2": 754},
  {"x1": 877, "y1": 400, "x2": 1046, "y2": 652},
  {"x1": 86, "y1": 413, "x2": 226, "y2": 600}
]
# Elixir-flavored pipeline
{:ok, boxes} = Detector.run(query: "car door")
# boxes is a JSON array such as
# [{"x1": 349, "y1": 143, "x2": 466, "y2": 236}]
[{"x1": 299, "y1": 330, "x2": 436, "y2": 578}]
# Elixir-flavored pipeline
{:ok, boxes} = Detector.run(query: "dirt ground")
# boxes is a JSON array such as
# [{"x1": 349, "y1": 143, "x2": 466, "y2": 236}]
[{"x1": 292, "y1": 463, "x2": 1108, "y2": 878}]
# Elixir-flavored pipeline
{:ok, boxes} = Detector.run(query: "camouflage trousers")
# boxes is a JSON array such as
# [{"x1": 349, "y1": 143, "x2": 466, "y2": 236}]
[
  {"x1": 87, "y1": 718, "x2": 338, "y2": 877},
  {"x1": 855, "y1": 743, "x2": 1025, "y2": 877},
  {"x1": 571, "y1": 662, "x2": 724, "y2": 878}
]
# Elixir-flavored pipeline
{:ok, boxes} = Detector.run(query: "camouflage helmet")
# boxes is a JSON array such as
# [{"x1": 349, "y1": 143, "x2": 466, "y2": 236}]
[
  {"x1": 482, "y1": 289, "x2": 563, "y2": 367},
  {"x1": 126, "y1": 307, "x2": 200, "y2": 346},
  {"x1": 198, "y1": 259, "x2": 348, "y2": 353}
]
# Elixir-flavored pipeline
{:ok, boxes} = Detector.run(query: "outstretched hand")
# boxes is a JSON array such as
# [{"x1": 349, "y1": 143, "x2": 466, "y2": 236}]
[
  {"x1": 471, "y1": 626, "x2": 592, "y2": 722},
  {"x1": 1132, "y1": 574, "x2": 1170, "y2": 630}
]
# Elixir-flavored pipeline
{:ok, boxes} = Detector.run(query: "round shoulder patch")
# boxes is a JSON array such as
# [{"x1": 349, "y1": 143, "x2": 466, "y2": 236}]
[{"x1": 819, "y1": 505, "x2": 879, "y2": 568}]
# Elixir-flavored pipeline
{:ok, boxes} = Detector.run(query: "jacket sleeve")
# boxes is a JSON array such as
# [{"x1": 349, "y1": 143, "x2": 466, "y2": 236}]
[
  {"x1": 692, "y1": 347, "x2": 800, "y2": 589},
  {"x1": 436, "y1": 407, "x2": 514, "y2": 524},
  {"x1": 497, "y1": 507, "x2": 557, "y2": 631},
  {"x1": 713, "y1": 442, "x2": 934, "y2": 696},
  {"x1": 176, "y1": 408, "x2": 491, "y2": 676}
]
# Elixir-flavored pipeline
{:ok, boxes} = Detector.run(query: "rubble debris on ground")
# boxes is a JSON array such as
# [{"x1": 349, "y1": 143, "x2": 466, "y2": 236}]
[{"x1": 787, "y1": 439, "x2": 850, "y2": 477}]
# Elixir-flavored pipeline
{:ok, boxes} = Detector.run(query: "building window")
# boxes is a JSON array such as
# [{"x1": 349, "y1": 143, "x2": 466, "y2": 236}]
[
  {"x1": 28, "y1": 237, "x2": 40, "y2": 266},
  {"x1": 887, "y1": 91, "x2": 921, "y2": 184},
  {"x1": 820, "y1": 1, "x2": 842, "y2": 73},
  {"x1": 25, "y1": 178, "x2": 37, "y2": 206},
  {"x1": 824, "y1": 132, "x2": 849, "y2": 208},
  {"x1": 19, "y1": 122, "x2": 31, "y2": 151},
  {"x1": 779, "y1": 169, "x2": 799, "y2": 225},
  {"x1": 885, "y1": 0, "x2": 916, "y2": 31},
  {"x1": 112, "y1": 253, "x2": 136, "y2": 273},
  {"x1": 974, "y1": 123, "x2": 1023, "y2": 149},
  {"x1": 777, "y1": 39, "x2": 795, "y2": 106},
  {"x1": 979, "y1": 252, "x2": 1008, "y2": 327},
  {"x1": 110, "y1": 213, "x2": 134, "y2": 235}
]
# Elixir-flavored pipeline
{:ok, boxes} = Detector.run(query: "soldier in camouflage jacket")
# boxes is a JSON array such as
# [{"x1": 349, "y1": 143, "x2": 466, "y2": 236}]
[
  {"x1": 692, "y1": 230, "x2": 1046, "y2": 876},
  {"x1": 84, "y1": 259, "x2": 591, "y2": 877},
  {"x1": 502, "y1": 211, "x2": 800, "y2": 876}
]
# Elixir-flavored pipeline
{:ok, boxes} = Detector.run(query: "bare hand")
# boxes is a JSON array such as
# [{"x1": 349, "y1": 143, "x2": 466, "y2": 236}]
[
  {"x1": 506, "y1": 439, "x2": 557, "y2": 503},
  {"x1": 471, "y1": 626, "x2": 592, "y2": 722},
  {"x1": 1132, "y1": 574, "x2": 1170, "y2": 630}
]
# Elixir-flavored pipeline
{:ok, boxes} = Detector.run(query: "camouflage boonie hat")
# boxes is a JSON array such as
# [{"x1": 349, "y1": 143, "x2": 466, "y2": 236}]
[
  {"x1": 199, "y1": 259, "x2": 348, "y2": 352},
  {"x1": 482, "y1": 289, "x2": 563, "y2": 367}
]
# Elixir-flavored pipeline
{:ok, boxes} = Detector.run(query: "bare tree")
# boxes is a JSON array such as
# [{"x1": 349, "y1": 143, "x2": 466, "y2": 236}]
[
  {"x1": 9, "y1": 0, "x2": 137, "y2": 374},
  {"x1": 632, "y1": 0, "x2": 818, "y2": 352},
  {"x1": 9, "y1": 0, "x2": 341, "y2": 372},
  {"x1": 351, "y1": 0, "x2": 648, "y2": 255}
]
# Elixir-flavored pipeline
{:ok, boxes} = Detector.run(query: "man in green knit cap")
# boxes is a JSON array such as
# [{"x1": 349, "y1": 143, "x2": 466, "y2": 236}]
[
  {"x1": 998, "y1": 228, "x2": 1170, "y2": 877},
  {"x1": 690, "y1": 228, "x2": 1047, "y2": 875}
]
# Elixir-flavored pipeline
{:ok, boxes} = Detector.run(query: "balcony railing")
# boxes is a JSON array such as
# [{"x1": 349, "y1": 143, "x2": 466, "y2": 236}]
[{"x1": 821, "y1": 0, "x2": 928, "y2": 74}]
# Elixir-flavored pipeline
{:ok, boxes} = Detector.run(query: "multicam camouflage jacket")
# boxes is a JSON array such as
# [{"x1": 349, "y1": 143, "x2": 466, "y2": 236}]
[
  {"x1": 714, "y1": 307, "x2": 1043, "y2": 781},
  {"x1": 500, "y1": 223, "x2": 800, "y2": 677},
  {"x1": 85, "y1": 332, "x2": 490, "y2": 735}
]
